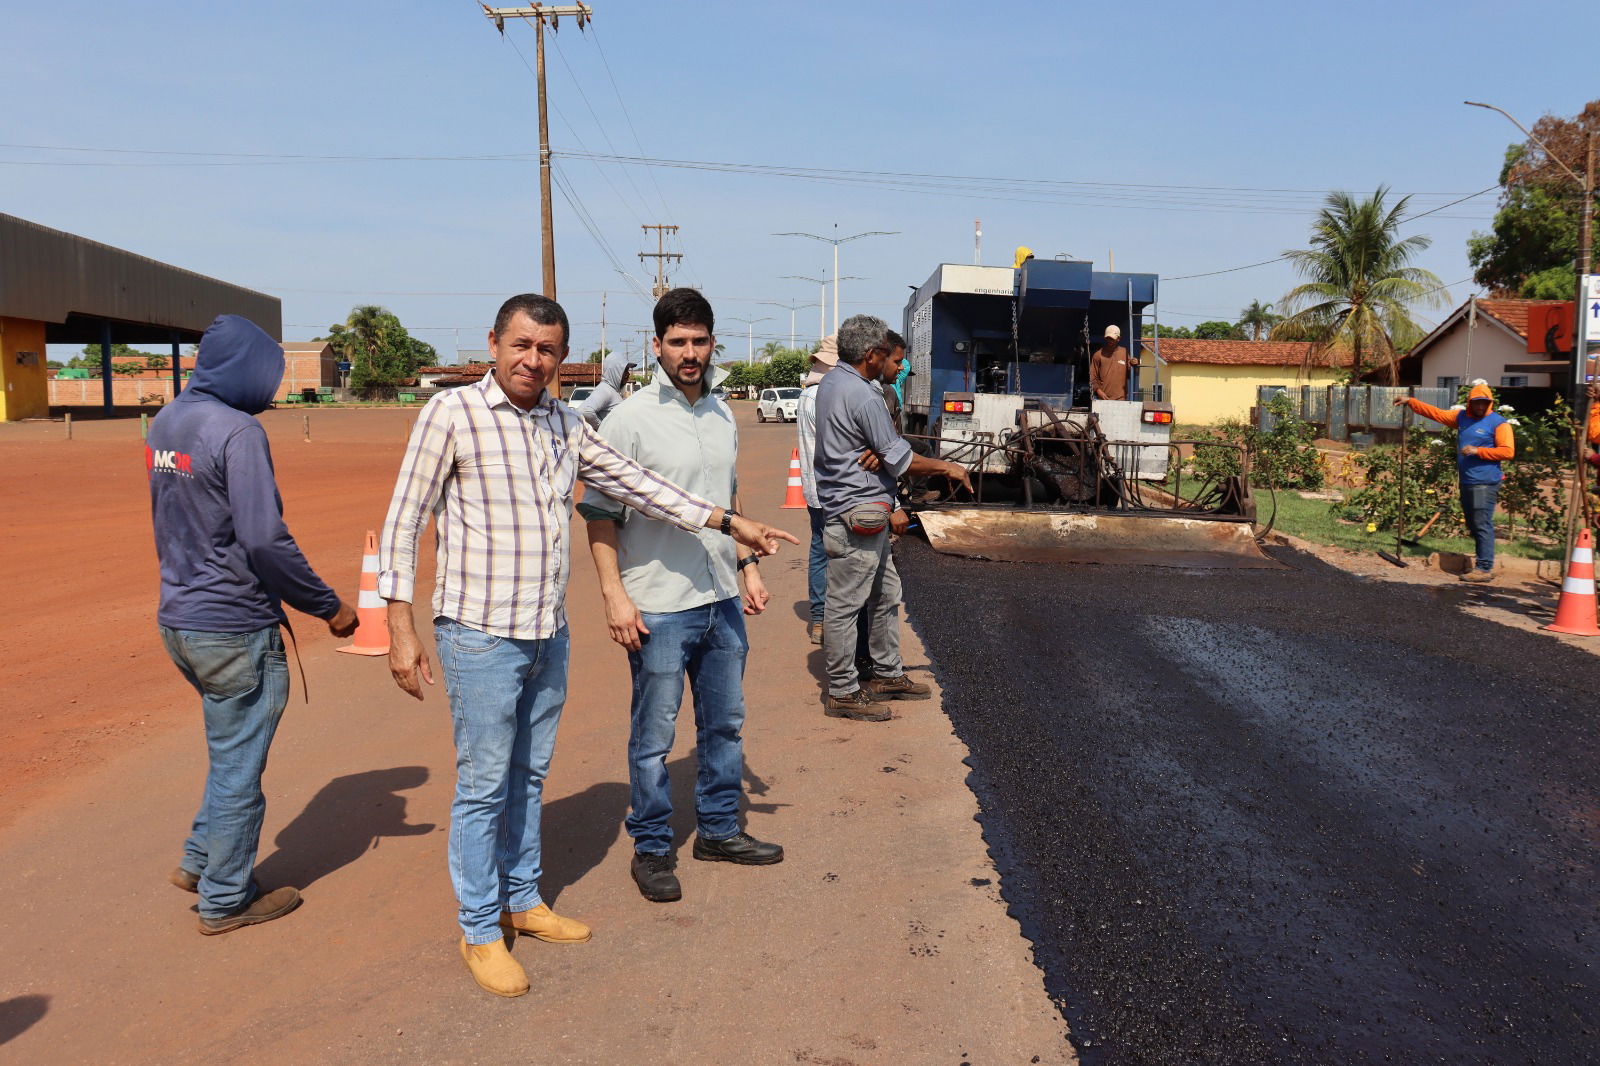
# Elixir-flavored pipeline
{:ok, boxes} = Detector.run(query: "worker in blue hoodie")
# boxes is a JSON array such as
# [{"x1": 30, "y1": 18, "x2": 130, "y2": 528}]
[
  {"x1": 575, "y1": 349, "x2": 637, "y2": 430},
  {"x1": 147, "y1": 314, "x2": 357, "y2": 935}
]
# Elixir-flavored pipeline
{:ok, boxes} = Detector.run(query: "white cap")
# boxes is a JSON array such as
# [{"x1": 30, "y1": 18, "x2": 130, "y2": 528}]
[{"x1": 1105, "y1": 325, "x2": 1122, "y2": 340}]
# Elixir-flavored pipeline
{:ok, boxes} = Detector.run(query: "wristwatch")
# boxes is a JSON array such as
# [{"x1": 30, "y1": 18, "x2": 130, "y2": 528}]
[{"x1": 720, "y1": 508, "x2": 740, "y2": 536}]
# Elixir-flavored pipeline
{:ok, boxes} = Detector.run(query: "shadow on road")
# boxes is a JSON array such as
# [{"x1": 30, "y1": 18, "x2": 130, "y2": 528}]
[
  {"x1": 255, "y1": 766, "x2": 434, "y2": 890},
  {"x1": 0, "y1": 994, "x2": 48, "y2": 1046},
  {"x1": 539, "y1": 756, "x2": 786, "y2": 904}
]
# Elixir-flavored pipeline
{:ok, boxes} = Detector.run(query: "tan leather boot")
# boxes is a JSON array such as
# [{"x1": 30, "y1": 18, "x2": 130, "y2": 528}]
[
  {"x1": 498, "y1": 903, "x2": 592, "y2": 943},
  {"x1": 459, "y1": 937, "x2": 529, "y2": 998}
]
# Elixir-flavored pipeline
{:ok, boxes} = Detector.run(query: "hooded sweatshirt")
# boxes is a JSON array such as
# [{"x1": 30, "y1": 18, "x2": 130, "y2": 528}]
[
  {"x1": 576, "y1": 351, "x2": 636, "y2": 429},
  {"x1": 1400, "y1": 384, "x2": 1514, "y2": 485},
  {"x1": 147, "y1": 315, "x2": 340, "y2": 632}
]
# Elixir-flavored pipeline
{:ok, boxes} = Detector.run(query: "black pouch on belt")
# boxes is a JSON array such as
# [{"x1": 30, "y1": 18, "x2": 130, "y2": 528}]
[{"x1": 844, "y1": 502, "x2": 891, "y2": 535}]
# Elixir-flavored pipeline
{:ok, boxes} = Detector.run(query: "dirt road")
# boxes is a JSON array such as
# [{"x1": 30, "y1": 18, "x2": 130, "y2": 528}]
[{"x1": 0, "y1": 404, "x2": 1068, "y2": 1065}]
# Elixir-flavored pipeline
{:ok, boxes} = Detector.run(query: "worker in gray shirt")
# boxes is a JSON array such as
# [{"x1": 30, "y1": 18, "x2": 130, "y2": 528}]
[{"x1": 814, "y1": 314, "x2": 971, "y2": 720}]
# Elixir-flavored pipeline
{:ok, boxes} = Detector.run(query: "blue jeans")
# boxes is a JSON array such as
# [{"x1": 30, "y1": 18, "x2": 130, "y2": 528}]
[
  {"x1": 626, "y1": 598, "x2": 749, "y2": 855},
  {"x1": 1461, "y1": 481, "x2": 1500, "y2": 572},
  {"x1": 807, "y1": 506, "x2": 827, "y2": 624},
  {"x1": 434, "y1": 617, "x2": 569, "y2": 945},
  {"x1": 160, "y1": 624, "x2": 288, "y2": 920}
]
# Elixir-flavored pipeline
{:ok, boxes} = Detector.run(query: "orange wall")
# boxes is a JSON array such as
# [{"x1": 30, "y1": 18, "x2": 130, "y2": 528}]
[{"x1": 1, "y1": 317, "x2": 50, "y2": 421}]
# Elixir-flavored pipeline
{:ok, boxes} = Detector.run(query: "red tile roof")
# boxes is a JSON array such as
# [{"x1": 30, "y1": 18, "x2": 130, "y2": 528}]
[
  {"x1": 1142, "y1": 338, "x2": 1346, "y2": 367},
  {"x1": 1474, "y1": 300, "x2": 1538, "y2": 339},
  {"x1": 418, "y1": 362, "x2": 602, "y2": 384}
]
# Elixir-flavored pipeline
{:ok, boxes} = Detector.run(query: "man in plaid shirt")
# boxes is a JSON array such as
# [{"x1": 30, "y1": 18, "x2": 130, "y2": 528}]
[{"x1": 379, "y1": 293, "x2": 796, "y2": 998}]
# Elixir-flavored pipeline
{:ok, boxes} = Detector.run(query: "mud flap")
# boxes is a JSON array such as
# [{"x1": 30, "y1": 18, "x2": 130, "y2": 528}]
[{"x1": 918, "y1": 508, "x2": 1285, "y2": 569}]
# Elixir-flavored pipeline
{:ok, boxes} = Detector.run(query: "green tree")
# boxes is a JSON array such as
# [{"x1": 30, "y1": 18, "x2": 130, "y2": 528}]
[
  {"x1": 1236, "y1": 299, "x2": 1282, "y2": 341},
  {"x1": 757, "y1": 340, "x2": 784, "y2": 363},
  {"x1": 1467, "y1": 100, "x2": 1598, "y2": 298},
  {"x1": 112, "y1": 360, "x2": 146, "y2": 376},
  {"x1": 1194, "y1": 320, "x2": 1244, "y2": 340},
  {"x1": 145, "y1": 353, "x2": 169, "y2": 370},
  {"x1": 1273, "y1": 187, "x2": 1449, "y2": 384},
  {"x1": 317, "y1": 305, "x2": 436, "y2": 389},
  {"x1": 587, "y1": 346, "x2": 612, "y2": 365},
  {"x1": 765, "y1": 351, "x2": 808, "y2": 388},
  {"x1": 1145, "y1": 323, "x2": 1194, "y2": 339},
  {"x1": 70, "y1": 342, "x2": 141, "y2": 371}
]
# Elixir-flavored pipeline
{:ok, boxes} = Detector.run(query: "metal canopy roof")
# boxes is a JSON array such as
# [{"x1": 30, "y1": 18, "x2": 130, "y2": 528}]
[{"x1": 0, "y1": 213, "x2": 281, "y2": 344}]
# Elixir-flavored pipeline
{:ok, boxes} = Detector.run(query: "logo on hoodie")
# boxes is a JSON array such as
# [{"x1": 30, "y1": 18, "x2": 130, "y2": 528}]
[{"x1": 146, "y1": 444, "x2": 194, "y2": 478}]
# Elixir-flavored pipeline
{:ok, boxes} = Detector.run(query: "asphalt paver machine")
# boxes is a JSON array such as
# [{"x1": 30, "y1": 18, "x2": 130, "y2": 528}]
[{"x1": 901, "y1": 258, "x2": 1276, "y2": 568}]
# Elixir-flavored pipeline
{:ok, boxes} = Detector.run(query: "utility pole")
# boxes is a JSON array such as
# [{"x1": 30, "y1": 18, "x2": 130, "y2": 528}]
[
  {"x1": 761, "y1": 300, "x2": 819, "y2": 350},
  {"x1": 483, "y1": 3, "x2": 593, "y2": 300},
  {"x1": 639, "y1": 224, "x2": 682, "y2": 299},
  {"x1": 974, "y1": 218, "x2": 982, "y2": 265},
  {"x1": 599, "y1": 290, "x2": 606, "y2": 361}
]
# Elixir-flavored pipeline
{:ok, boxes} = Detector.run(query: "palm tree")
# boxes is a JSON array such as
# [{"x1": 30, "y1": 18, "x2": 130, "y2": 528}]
[
  {"x1": 758, "y1": 339, "x2": 784, "y2": 363},
  {"x1": 1272, "y1": 187, "x2": 1448, "y2": 383},
  {"x1": 1236, "y1": 299, "x2": 1282, "y2": 341}
]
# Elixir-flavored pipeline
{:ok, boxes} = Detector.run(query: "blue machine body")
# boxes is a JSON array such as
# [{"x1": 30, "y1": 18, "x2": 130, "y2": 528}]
[{"x1": 902, "y1": 260, "x2": 1159, "y2": 429}]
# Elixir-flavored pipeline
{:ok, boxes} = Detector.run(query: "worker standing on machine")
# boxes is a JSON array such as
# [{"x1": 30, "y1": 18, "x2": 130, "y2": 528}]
[
  {"x1": 1090, "y1": 325, "x2": 1130, "y2": 400},
  {"x1": 1396, "y1": 383, "x2": 1515, "y2": 583}
]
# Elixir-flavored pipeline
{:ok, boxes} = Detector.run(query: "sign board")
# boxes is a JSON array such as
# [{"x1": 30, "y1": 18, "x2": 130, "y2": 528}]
[
  {"x1": 937, "y1": 264, "x2": 1016, "y2": 297},
  {"x1": 1526, "y1": 302, "x2": 1574, "y2": 353},
  {"x1": 1585, "y1": 276, "x2": 1600, "y2": 382},
  {"x1": 337, "y1": 360, "x2": 352, "y2": 373}
]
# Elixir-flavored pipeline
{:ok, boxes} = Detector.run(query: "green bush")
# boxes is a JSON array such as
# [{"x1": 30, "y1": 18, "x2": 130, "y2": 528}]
[{"x1": 1184, "y1": 394, "x2": 1323, "y2": 490}]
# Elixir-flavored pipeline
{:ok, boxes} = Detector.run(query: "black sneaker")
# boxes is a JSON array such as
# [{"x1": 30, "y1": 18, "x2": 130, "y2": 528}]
[
  {"x1": 631, "y1": 851, "x2": 681, "y2": 903},
  {"x1": 692, "y1": 832, "x2": 784, "y2": 865},
  {"x1": 826, "y1": 689, "x2": 891, "y2": 722}
]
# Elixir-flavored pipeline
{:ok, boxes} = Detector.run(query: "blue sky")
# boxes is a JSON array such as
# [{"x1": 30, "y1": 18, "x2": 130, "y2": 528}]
[{"x1": 6, "y1": 0, "x2": 1594, "y2": 361}]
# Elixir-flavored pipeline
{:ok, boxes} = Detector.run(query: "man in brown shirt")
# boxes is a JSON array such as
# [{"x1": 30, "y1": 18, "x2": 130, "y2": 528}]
[{"x1": 1090, "y1": 325, "x2": 1130, "y2": 400}]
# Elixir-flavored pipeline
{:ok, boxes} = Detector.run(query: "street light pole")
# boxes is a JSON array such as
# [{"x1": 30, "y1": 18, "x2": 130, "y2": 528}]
[
  {"x1": 1465, "y1": 100, "x2": 1598, "y2": 555},
  {"x1": 728, "y1": 316, "x2": 772, "y2": 365},
  {"x1": 760, "y1": 301, "x2": 819, "y2": 350},
  {"x1": 775, "y1": 227, "x2": 898, "y2": 335},
  {"x1": 783, "y1": 274, "x2": 861, "y2": 343}
]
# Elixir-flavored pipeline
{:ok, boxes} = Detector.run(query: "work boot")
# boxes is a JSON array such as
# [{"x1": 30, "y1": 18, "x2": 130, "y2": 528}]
[
  {"x1": 631, "y1": 852, "x2": 682, "y2": 903},
  {"x1": 807, "y1": 621, "x2": 823, "y2": 645},
  {"x1": 459, "y1": 937, "x2": 529, "y2": 999},
  {"x1": 499, "y1": 903, "x2": 591, "y2": 943},
  {"x1": 865, "y1": 673, "x2": 933, "y2": 701},
  {"x1": 169, "y1": 866, "x2": 200, "y2": 893},
  {"x1": 826, "y1": 689, "x2": 891, "y2": 722},
  {"x1": 1460, "y1": 569, "x2": 1494, "y2": 584},
  {"x1": 197, "y1": 886, "x2": 301, "y2": 936},
  {"x1": 693, "y1": 831, "x2": 784, "y2": 866}
]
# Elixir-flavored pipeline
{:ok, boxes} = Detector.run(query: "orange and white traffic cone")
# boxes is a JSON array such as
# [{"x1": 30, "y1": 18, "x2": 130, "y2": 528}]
[
  {"x1": 1545, "y1": 527, "x2": 1600, "y2": 636},
  {"x1": 781, "y1": 446, "x2": 807, "y2": 509},
  {"x1": 337, "y1": 530, "x2": 391, "y2": 656}
]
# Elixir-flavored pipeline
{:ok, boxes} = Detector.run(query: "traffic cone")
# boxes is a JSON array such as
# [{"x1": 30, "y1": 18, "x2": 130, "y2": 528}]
[
  {"x1": 781, "y1": 446, "x2": 807, "y2": 509},
  {"x1": 1545, "y1": 527, "x2": 1600, "y2": 636},
  {"x1": 337, "y1": 530, "x2": 390, "y2": 656}
]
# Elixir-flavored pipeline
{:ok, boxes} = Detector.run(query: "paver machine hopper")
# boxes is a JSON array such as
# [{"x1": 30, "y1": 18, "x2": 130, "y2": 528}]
[{"x1": 901, "y1": 258, "x2": 1277, "y2": 568}]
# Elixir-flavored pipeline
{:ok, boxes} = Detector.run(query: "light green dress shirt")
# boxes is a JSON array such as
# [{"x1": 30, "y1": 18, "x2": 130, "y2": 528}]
[{"x1": 577, "y1": 367, "x2": 740, "y2": 615}]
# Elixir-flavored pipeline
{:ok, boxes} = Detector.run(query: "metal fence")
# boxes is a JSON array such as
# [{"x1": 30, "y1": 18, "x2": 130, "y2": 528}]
[{"x1": 1256, "y1": 385, "x2": 1453, "y2": 441}]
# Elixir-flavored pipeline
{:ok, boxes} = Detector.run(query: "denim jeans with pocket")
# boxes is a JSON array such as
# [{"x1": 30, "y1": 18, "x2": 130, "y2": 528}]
[
  {"x1": 626, "y1": 598, "x2": 748, "y2": 855},
  {"x1": 160, "y1": 624, "x2": 288, "y2": 919},
  {"x1": 807, "y1": 506, "x2": 828, "y2": 624},
  {"x1": 434, "y1": 617, "x2": 569, "y2": 945},
  {"x1": 1460, "y1": 481, "x2": 1500, "y2": 572}
]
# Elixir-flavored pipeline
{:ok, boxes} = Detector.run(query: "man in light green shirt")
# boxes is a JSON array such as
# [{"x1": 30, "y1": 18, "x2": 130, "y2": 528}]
[{"x1": 580, "y1": 288, "x2": 790, "y2": 904}]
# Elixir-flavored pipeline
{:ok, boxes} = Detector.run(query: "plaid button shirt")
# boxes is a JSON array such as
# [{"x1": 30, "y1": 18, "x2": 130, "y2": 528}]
[{"x1": 378, "y1": 373, "x2": 715, "y2": 638}]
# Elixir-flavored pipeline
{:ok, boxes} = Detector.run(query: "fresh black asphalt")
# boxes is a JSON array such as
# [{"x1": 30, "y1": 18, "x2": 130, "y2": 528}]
[{"x1": 895, "y1": 537, "x2": 1598, "y2": 1065}]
